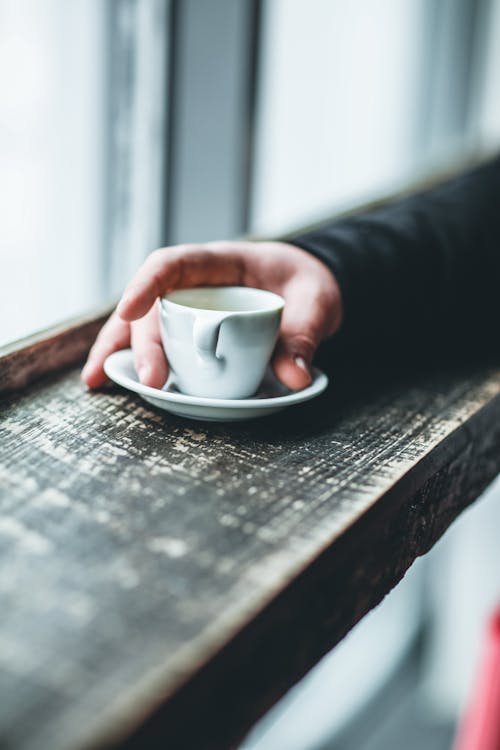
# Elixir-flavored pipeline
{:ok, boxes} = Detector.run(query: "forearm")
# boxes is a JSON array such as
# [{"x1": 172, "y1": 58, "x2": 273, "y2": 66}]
[{"x1": 291, "y1": 155, "x2": 500, "y2": 360}]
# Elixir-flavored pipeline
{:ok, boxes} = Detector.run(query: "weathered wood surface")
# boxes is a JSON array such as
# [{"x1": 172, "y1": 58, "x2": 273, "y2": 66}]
[
  {"x1": 0, "y1": 306, "x2": 112, "y2": 396},
  {"x1": 1, "y1": 359, "x2": 500, "y2": 750}
]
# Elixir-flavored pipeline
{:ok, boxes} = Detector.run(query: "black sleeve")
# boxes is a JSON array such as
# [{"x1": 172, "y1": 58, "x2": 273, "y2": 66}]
[{"x1": 290, "y1": 154, "x2": 500, "y2": 362}]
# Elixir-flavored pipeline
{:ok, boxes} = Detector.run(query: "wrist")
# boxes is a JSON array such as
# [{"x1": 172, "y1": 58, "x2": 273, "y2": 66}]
[{"x1": 277, "y1": 241, "x2": 344, "y2": 337}]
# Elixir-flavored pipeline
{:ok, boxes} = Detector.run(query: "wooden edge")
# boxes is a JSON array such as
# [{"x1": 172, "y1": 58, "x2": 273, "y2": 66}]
[
  {"x1": 114, "y1": 391, "x2": 500, "y2": 750},
  {"x1": 0, "y1": 304, "x2": 114, "y2": 395}
]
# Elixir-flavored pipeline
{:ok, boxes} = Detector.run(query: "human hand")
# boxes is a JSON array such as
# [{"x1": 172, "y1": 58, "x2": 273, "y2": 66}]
[{"x1": 81, "y1": 240, "x2": 343, "y2": 391}]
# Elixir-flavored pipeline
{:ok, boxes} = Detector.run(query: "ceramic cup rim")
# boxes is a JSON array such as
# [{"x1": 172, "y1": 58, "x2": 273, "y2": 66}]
[{"x1": 160, "y1": 285, "x2": 285, "y2": 316}]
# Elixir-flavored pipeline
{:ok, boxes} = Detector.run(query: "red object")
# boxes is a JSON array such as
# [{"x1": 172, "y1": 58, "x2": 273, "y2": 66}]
[{"x1": 454, "y1": 607, "x2": 500, "y2": 750}]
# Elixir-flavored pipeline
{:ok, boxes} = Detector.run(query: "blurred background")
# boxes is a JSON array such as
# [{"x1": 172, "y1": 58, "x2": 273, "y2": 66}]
[{"x1": 1, "y1": 0, "x2": 500, "y2": 748}]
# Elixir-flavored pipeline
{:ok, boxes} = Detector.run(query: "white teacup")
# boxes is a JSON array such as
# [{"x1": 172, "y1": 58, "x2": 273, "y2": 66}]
[{"x1": 159, "y1": 286, "x2": 284, "y2": 399}]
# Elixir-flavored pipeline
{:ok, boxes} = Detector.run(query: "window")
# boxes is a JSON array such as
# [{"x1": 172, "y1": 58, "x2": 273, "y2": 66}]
[
  {"x1": 251, "y1": 0, "x2": 425, "y2": 235},
  {"x1": 0, "y1": 0, "x2": 107, "y2": 345},
  {"x1": 0, "y1": 0, "x2": 168, "y2": 346},
  {"x1": 250, "y1": 0, "x2": 500, "y2": 235}
]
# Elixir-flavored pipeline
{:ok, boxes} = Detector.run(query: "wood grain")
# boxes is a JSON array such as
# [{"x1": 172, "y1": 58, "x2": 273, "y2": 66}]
[
  {"x1": 0, "y1": 306, "x2": 112, "y2": 395},
  {"x1": 1, "y1": 359, "x2": 500, "y2": 749}
]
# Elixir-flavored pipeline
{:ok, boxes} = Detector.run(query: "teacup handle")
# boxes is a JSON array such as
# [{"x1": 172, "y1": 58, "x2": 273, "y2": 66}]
[{"x1": 193, "y1": 316, "x2": 225, "y2": 368}]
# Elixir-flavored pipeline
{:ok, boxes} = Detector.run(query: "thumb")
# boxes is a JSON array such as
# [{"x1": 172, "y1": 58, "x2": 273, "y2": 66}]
[
  {"x1": 272, "y1": 284, "x2": 328, "y2": 389},
  {"x1": 272, "y1": 332, "x2": 316, "y2": 391}
]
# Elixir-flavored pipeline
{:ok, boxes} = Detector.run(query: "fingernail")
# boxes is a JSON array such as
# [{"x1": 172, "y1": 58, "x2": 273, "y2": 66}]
[
  {"x1": 137, "y1": 364, "x2": 150, "y2": 383},
  {"x1": 295, "y1": 356, "x2": 310, "y2": 374},
  {"x1": 295, "y1": 356, "x2": 312, "y2": 385}
]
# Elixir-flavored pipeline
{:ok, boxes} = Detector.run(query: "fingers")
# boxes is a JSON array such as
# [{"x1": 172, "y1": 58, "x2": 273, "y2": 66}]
[
  {"x1": 130, "y1": 303, "x2": 169, "y2": 389},
  {"x1": 272, "y1": 278, "x2": 336, "y2": 390},
  {"x1": 117, "y1": 244, "x2": 245, "y2": 322},
  {"x1": 83, "y1": 241, "x2": 343, "y2": 394},
  {"x1": 273, "y1": 343, "x2": 314, "y2": 391},
  {"x1": 81, "y1": 305, "x2": 167, "y2": 390},
  {"x1": 81, "y1": 312, "x2": 131, "y2": 388}
]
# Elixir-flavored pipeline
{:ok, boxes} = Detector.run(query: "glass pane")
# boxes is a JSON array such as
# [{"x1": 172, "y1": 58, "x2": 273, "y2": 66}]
[
  {"x1": 0, "y1": 0, "x2": 168, "y2": 347},
  {"x1": 250, "y1": 0, "x2": 500, "y2": 237},
  {"x1": 251, "y1": 0, "x2": 426, "y2": 236},
  {"x1": 0, "y1": 0, "x2": 106, "y2": 346},
  {"x1": 475, "y1": 0, "x2": 500, "y2": 149}
]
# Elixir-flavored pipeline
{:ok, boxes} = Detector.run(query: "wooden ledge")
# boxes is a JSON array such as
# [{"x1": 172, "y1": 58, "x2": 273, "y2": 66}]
[
  {"x1": 1, "y1": 346, "x2": 500, "y2": 749},
  {"x1": 0, "y1": 305, "x2": 112, "y2": 395}
]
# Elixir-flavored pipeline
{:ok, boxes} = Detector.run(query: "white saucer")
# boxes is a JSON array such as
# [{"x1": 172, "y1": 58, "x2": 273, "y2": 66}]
[{"x1": 103, "y1": 349, "x2": 329, "y2": 422}]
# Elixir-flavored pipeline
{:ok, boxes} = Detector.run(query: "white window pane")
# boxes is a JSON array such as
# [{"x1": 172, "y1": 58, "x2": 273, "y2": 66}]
[
  {"x1": 475, "y1": 0, "x2": 500, "y2": 150},
  {"x1": 251, "y1": 0, "x2": 425, "y2": 235},
  {"x1": 0, "y1": 0, "x2": 106, "y2": 346},
  {"x1": 0, "y1": 0, "x2": 168, "y2": 347}
]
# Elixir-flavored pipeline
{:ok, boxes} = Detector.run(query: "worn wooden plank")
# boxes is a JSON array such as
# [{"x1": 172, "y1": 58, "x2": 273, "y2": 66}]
[
  {"x1": 0, "y1": 305, "x2": 112, "y2": 395},
  {"x1": 1, "y1": 360, "x2": 500, "y2": 750}
]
